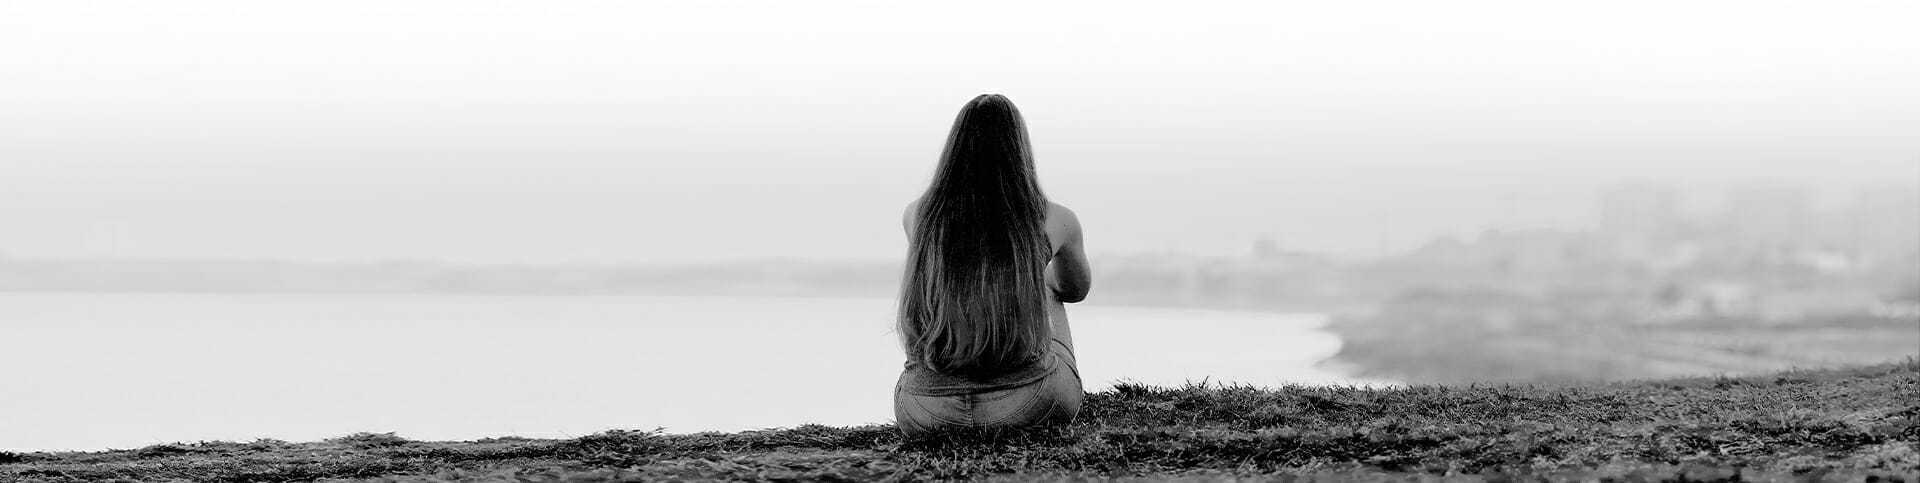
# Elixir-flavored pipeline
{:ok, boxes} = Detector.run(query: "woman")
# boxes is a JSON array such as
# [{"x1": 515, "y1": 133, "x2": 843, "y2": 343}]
[{"x1": 893, "y1": 94, "x2": 1093, "y2": 437}]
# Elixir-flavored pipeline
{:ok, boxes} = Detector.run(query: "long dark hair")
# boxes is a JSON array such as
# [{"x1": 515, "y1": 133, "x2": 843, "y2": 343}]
[{"x1": 898, "y1": 94, "x2": 1053, "y2": 376}]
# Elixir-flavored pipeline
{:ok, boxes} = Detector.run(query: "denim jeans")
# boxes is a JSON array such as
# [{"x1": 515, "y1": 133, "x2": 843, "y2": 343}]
[{"x1": 893, "y1": 339, "x2": 1083, "y2": 436}]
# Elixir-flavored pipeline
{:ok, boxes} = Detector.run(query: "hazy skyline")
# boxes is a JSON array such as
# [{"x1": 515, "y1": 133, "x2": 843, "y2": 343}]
[{"x1": 3, "y1": 1, "x2": 1915, "y2": 264}]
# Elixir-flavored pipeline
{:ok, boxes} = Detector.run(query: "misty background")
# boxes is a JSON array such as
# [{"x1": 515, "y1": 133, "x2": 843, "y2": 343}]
[{"x1": 3, "y1": 1, "x2": 1916, "y2": 265}]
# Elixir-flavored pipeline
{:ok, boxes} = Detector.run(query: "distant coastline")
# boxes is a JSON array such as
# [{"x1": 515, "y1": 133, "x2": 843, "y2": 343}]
[{"x1": 0, "y1": 257, "x2": 903, "y2": 297}]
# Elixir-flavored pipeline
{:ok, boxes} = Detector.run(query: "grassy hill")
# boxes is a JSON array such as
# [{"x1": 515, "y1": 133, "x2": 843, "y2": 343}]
[
  {"x1": 4, "y1": 360, "x2": 1916, "y2": 482},
  {"x1": 1328, "y1": 314, "x2": 1920, "y2": 385}
]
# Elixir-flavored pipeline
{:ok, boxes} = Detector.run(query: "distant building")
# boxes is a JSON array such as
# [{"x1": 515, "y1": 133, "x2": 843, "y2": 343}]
[
  {"x1": 1720, "y1": 185, "x2": 1812, "y2": 249},
  {"x1": 1846, "y1": 186, "x2": 1920, "y2": 263},
  {"x1": 1251, "y1": 238, "x2": 1281, "y2": 260},
  {"x1": 1596, "y1": 183, "x2": 1682, "y2": 242},
  {"x1": 1595, "y1": 183, "x2": 1684, "y2": 264}
]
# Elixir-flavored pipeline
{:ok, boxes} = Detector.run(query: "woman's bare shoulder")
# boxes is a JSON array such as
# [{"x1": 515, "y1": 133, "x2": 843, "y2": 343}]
[
  {"x1": 1046, "y1": 201, "x2": 1081, "y2": 229},
  {"x1": 903, "y1": 199, "x2": 920, "y2": 232},
  {"x1": 1045, "y1": 201, "x2": 1083, "y2": 251}
]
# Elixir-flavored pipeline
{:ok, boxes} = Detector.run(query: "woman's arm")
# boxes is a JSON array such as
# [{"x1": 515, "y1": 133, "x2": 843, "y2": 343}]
[{"x1": 1047, "y1": 204, "x2": 1091, "y2": 303}]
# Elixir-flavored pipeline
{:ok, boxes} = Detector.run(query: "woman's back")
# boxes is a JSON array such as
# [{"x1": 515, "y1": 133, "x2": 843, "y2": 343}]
[
  {"x1": 892, "y1": 94, "x2": 1092, "y2": 437},
  {"x1": 903, "y1": 199, "x2": 1088, "y2": 352}
]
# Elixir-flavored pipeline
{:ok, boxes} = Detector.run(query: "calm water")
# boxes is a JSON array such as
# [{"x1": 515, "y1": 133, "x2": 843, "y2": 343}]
[{"x1": 0, "y1": 293, "x2": 1366, "y2": 451}]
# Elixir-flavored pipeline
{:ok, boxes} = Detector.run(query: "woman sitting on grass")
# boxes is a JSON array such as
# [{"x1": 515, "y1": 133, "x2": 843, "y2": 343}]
[{"x1": 894, "y1": 94, "x2": 1094, "y2": 437}]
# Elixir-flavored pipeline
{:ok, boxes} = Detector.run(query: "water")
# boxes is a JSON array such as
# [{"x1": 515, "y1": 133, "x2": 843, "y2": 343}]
[{"x1": 0, "y1": 293, "x2": 1365, "y2": 451}]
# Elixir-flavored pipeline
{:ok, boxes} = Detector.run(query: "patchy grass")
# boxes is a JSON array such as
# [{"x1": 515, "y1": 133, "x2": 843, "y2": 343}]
[{"x1": 4, "y1": 360, "x2": 1916, "y2": 482}]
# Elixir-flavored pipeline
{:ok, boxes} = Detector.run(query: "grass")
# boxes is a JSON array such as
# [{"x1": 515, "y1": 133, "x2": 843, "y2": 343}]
[{"x1": 3, "y1": 360, "x2": 1916, "y2": 482}]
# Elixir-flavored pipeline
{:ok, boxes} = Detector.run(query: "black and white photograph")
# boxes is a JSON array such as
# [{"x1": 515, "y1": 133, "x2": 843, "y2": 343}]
[{"x1": 2, "y1": 1, "x2": 1917, "y2": 481}]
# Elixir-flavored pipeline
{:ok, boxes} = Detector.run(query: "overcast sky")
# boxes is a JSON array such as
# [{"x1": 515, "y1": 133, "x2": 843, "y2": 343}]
[{"x1": 2, "y1": 1, "x2": 1915, "y2": 264}]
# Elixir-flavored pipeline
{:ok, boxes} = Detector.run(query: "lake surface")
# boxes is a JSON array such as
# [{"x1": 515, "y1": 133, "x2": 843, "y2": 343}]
[{"x1": 0, "y1": 293, "x2": 1369, "y2": 451}]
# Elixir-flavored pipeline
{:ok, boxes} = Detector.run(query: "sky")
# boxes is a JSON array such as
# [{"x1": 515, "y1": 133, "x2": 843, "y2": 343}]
[{"x1": 2, "y1": 1, "x2": 1916, "y2": 264}]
